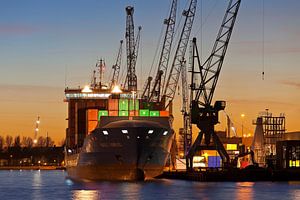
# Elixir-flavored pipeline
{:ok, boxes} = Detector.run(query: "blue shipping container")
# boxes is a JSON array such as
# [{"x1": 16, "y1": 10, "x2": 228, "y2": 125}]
[{"x1": 208, "y1": 156, "x2": 221, "y2": 168}]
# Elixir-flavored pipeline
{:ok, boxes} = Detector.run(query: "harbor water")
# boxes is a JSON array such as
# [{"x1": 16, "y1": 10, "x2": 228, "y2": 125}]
[{"x1": 0, "y1": 170, "x2": 299, "y2": 200}]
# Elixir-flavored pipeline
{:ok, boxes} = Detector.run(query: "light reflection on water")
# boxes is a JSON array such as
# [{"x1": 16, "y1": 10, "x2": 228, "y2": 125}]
[
  {"x1": 235, "y1": 182, "x2": 254, "y2": 200},
  {"x1": 0, "y1": 170, "x2": 299, "y2": 200},
  {"x1": 72, "y1": 190, "x2": 100, "y2": 200}
]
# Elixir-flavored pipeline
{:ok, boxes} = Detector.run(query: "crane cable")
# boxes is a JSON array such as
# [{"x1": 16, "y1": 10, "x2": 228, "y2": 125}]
[{"x1": 262, "y1": 0, "x2": 265, "y2": 80}]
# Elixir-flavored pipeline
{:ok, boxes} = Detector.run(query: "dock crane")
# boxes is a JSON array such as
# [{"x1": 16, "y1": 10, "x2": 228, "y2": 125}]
[
  {"x1": 110, "y1": 40, "x2": 123, "y2": 88},
  {"x1": 141, "y1": 0, "x2": 178, "y2": 102},
  {"x1": 162, "y1": 0, "x2": 197, "y2": 109},
  {"x1": 125, "y1": 6, "x2": 142, "y2": 92},
  {"x1": 186, "y1": 0, "x2": 241, "y2": 170},
  {"x1": 180, "y1": 59, "x2": 193, "y2": 159}
]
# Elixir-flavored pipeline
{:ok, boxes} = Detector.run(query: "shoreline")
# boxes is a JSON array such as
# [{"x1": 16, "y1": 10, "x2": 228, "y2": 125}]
[{"x1": 0, "y1": 166, "x2": 66, "y2": 170}]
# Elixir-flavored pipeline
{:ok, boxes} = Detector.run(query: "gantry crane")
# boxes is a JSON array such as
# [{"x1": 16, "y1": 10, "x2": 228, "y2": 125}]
[
  {"x1": 162, "y1": 0, "x2": 197, "y2": 109},
  {"x1": 110, "y1": 40, "x2": 123, "y2": 88},
  {"x1": 186, "y1": 0, "x2": 242, "y2": 170},
  {"x1": 141, "y1": 0, "x2": 178, "y2": 102}
]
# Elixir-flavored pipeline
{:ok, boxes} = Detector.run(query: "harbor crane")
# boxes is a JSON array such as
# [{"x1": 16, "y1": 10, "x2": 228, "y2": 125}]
[
  {"x1": 180, "y1": 59, "x2": 193, "y2": 159},
  {"x1": 125, "y1": 6, "x2": 141, "y2": 92},
  {"x1": 161, "y1": 0, "x2": 197, "y2": 109},
  {"x1": 110, "y1": 40, "x2": 123, "y2": 88},
  {"x1": 186, "y1": 0, "x2": 242, "y2": 170},
  {"x1": 142, "y1": 0, "x2": 177, "y2": 102},
  {"x1": 143, "y1": 0, "x2": 197, "y2": 110}
]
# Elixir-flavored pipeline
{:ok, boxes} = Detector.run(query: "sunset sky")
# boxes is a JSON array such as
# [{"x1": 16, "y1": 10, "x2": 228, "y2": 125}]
[{"x1": 0, "y1": 0, "x2": 299, "y2": 144}]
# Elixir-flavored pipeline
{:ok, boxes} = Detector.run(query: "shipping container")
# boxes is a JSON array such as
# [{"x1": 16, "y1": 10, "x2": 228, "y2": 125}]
[
  {"x1": 226, "y1": 144, "x2": 237, "y2": 150},
  {"x1": 150, "y1": 111, "x2": 160, "y2": 117},
  {"x1": 98, "y1": 110, "x2": 108, "y2": 120},
  {"x1": 119, "y1": 110, "x2": 129, "y2": 116},
  {"x1": 87, "y1": 121, "x2": 98, "y2": 134},
  {"x1": 139, "y1": 109, "x2": 149, "y2": 116},
  {"x1": 129, "y1": 99, "x2": 139, "y2": 111},
  {"x1": 208, "y1": 156, "x2": 221, "y2": 168},
  {"x1": 109, "y1": 110, "x2": 118, "y2": 116},
  {"x1": 108, "y1": 99, "x2": 119, "y2": 110},
  {"x1": 87, "y1": 109, "x2": 98, "y2": 121},
  {"x1": 119, "y1": 99, "x2": 129, "y2": 110},
  {"x1": 129, "y1": 111, "x2": 139, "y2": 116},
  {"x1": 159, "y1": 111, "x2": 169, "y2": 116}
]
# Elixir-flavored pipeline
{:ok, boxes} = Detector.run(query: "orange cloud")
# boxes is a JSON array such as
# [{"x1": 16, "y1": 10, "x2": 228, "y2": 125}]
[{"x1": 280, "y1": 81, "x2": 300, "y2": 89}]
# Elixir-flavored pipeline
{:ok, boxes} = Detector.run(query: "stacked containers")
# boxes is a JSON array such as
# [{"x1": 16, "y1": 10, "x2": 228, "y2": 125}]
[
  {"x1": 159, "y1": 110, "x2": 169, "y2": 116},
  {"x1": 108, "y1": 99, "x2": 118, "y2": 116},
  {"x1": 129, "y1": 99, "x2": 139, "y2": 116},
  {"x1": 139, "y1": 109, "x2": 149, "y2": 116},
  {"x1": 87, "y1": 109, "x2": 98, "y2": 134},
  {"x1": 119, "y1": 99, "x2": 129, "y2": 116},
  {"x1": 149, "y1": 111, "x2": 160, "y2": 117},
  {"x1": 98, "y1": 110, "x2": 108, "y2": 121}
]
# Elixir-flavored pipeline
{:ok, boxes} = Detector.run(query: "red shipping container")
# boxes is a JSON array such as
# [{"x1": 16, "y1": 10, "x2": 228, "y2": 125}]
[
  {"x1": 129, "y1": 111, "x2": 139, "y2": 116},
  {"x1": 160, "y1": 111, "x2": 169, "y2": 117},
  {"x1": 108, "y1": 99, "x2": 119, "y2": 111},
  {"x1": 109, "y1": 110, "x2": 118, "y2": 116},
  {"x1": 87, "y1": 109, "x2": 98, "y2": 121}
]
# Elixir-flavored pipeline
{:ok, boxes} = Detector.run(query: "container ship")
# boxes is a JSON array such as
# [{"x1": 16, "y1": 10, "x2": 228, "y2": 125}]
[
  {"x1": 64, "y1": 3, "x2": 180, "y2": 181},
  {"x1": 64, "y1": 83, "x2": 174, "y2": 181}
]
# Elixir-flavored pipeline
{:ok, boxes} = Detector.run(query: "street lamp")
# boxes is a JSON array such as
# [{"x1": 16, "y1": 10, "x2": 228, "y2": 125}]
[{"x1": 241, "y1": 113, "x2": 245, "y2": 137}]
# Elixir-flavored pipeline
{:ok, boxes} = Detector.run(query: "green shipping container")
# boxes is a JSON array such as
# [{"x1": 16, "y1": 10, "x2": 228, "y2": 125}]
[
  {"x1": 98, "y1": 110, "x2": 108, "y2": 120},
  {"x1": 150, "y1": 111, "x2": 160, "y2": 117},
  {"x1": 119, "y1": 99, "x2": 129, "y2": 110},
  {"x1": 129, "y1": 99, "x2": 139, "y2": 111},
  {"x1": 139, "y1": 109, "x2": 149, "y2": 116},
  {"x1": 119, "y1": 110, "x2": 129, "y2": 116}
]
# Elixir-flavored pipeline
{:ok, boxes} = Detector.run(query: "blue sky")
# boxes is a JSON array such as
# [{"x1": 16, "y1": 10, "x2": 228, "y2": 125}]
[{"x1": 0, "y1": 0, "x2": 299, "y2": 142}]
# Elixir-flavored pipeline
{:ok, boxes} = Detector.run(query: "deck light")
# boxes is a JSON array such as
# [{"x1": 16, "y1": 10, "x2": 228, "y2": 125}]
[
  {"x1": 111, "y1": 85, "x2": 122, "y2": 93},
  {"x1": 122, "y1": 130, "x2": 128, "y2": 134},
  {"x1": 148, "y1": 130, "x2": 154, "y2": 134},
  {"x1": 82, "y1": 85, "x2": 93, "y2": 93},
  {"x1": 163, "y1": 131, "x2": 168, "y2": 136},
  {"x1": 103, "y1": 130, "x2": 109, "y2": 135}
]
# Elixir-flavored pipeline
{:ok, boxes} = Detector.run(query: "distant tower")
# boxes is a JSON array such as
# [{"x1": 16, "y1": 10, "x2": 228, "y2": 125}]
[{"x1": 33, "y1": 116, "x2": 40, "y2": 145}]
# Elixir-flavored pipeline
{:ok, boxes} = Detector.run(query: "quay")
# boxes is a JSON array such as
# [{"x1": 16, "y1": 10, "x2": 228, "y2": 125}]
[{"x1": 160, "y1": 168, "x2": 300, "y2": 182}]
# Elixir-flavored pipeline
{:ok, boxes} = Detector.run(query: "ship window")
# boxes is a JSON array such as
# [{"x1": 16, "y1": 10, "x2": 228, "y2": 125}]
[
  {"x1": 103, "y1": 130, "x2": 109, "y2": 135},
  {"x1": 122, "y1": 130, "x2": 128, "y2": 134},
  {"x1": 148, "y1": 130, "x2": 154, "y2": 134},
  {"x1": 163, "y1": 131, "x2": 168, "y2": 136}
]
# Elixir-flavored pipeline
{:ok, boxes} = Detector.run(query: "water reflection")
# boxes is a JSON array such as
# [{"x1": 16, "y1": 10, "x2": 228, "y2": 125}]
[
  {"x1": 32, "y1": 170, "x2": 42, "y2": 200},
  {"x1": 235, "y1": 182, "x2": 254, "y2": 200},
  {"x1": 72, "y1": 190, "x2": 100, "y2": 200}
]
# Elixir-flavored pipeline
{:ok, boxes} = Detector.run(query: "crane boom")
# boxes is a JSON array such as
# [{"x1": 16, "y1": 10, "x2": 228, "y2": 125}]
[
  {"x1": 125, "y1": 6, "x2": 138, "y2": 91},
  {"x1": 147, "y1": 0, "x2": 178, "y2": 102},
  {"x1": 162, "y1": 0, "x2": 197, "y2": 109},
  {"x1": 187, "y1": 0, "x2": 242, "y2": 170},
  {"x1": 180, "y1": 59, "x2": 192, "y2": 156},
  {"x1": 195, "y1": 0, "x2": 241, "y2": 106},
  {"x1": 111, "y1": 40, "x2": 123, "y2": 88}
]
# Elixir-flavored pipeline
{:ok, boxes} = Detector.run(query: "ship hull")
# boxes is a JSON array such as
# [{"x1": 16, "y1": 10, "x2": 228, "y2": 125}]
[{"x1": 65, "y1": 118, "x2": 174, "y2": 181}]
